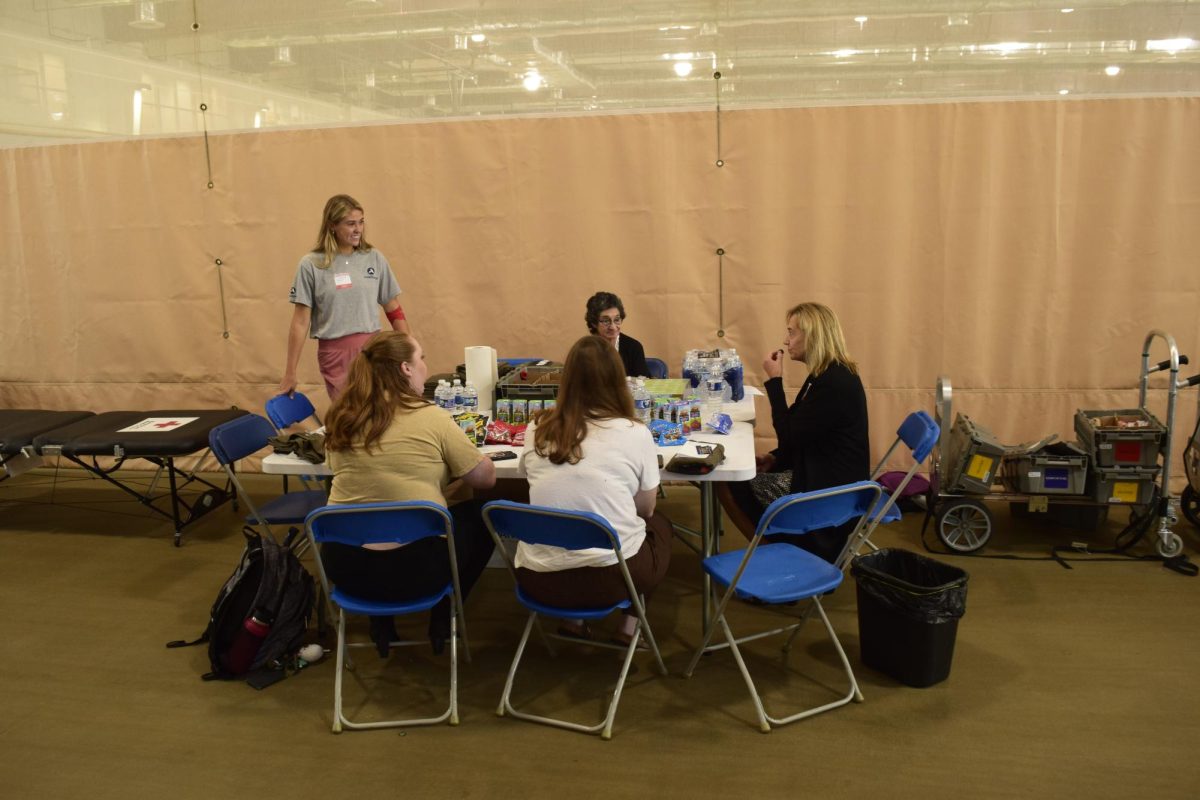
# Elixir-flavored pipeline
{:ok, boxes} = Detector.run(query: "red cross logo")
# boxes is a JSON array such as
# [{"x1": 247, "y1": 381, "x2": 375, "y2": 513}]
[{"x1": 154, "y1": 421, "x2": 183, "y2": 429}]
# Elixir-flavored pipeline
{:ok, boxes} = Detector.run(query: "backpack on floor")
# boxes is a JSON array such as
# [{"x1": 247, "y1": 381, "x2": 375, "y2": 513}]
[{"x1": 168, "y1": 528, "x2": 315, "y2": 682}]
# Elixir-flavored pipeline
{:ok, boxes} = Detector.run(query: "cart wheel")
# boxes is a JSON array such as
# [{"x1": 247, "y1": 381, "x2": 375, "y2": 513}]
[
  {"x1": 1181, "y1": 485, "x2": 1200, "y2": 529},
  {"x1": 1157, "y1": 531, "x2": 1184, "y2": 559},
  {"x1": 936, "y1": 499, "x2": 992, "y2": 553}
]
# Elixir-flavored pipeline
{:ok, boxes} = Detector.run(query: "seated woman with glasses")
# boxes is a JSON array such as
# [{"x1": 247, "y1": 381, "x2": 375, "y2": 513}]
[
  {"x1": 321, "y1": 331, "x2": 497, "y2": 656},
  {"x1": 585, "y1": 291, "x2": 650, "y2": 378},
  {"x1": 515, "y1": 334, "x2": 672, "y2": 645}
]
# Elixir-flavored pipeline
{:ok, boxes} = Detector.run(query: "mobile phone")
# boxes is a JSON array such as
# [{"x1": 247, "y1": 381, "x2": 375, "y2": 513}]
[{"x1": 488, "y1": 450, "x2": 518, "y2": 461}]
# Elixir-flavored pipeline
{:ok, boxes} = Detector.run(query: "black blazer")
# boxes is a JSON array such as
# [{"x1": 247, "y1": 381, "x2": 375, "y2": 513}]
[
  {"x1": 765, "y1": 361, "x2": 870, "y2": 494},
  {"x1": 617, "y1": 334, "x2": 650, "y2": 378}
]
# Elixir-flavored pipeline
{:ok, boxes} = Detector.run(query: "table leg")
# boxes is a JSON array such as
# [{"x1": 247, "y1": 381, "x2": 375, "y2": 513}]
[{"x1": 699, "y1": 483, "x2": 722, "y2": 636}]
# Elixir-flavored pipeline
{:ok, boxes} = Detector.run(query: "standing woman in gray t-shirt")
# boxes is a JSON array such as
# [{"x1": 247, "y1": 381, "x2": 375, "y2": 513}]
[{"x1": 276, "y1": 194, "x2": 409, "y2": 401}]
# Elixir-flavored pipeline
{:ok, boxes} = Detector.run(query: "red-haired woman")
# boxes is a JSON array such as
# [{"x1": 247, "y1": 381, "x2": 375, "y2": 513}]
[{"x1": 516, "y1": 335, "x2": 672, "y2": 645}]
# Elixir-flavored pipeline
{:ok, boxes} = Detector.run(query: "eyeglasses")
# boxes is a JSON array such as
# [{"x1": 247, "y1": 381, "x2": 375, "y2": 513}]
[{"x1": 597, "y1": 316, "x2": 623, "y2": 327}]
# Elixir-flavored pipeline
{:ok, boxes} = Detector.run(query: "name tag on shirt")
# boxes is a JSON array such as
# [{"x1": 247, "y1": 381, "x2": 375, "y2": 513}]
[{"x1": 334, "y1": 272, "x2": 353, "y2": 289}]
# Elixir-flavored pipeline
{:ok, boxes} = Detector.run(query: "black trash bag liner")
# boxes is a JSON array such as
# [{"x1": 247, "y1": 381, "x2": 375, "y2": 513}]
[{"x1": 851, "y1": 548, "x2": 968, "y2": 624}]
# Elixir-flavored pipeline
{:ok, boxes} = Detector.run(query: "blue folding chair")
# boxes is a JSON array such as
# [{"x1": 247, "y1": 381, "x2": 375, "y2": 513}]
[
  {"x1": 264, "y1": 391, "x2": 324, "y2": 495},
  {"x1": 208, "y1": 414, "x2": 327, "y2": 545},
  {"x1": 683, "y1": 481, "x2": 902, "y2": 732},
  {"x1": 265, "y1": 391, "x2": 321, "y2": 431},
  {"x1": 645, "y1": 357, "x2": 669, "y2": 379},
  {"x1": 859, "y1": 410, "x2": 940, "y2": 556},
  {"x1": 482, "y1": 500, "x2": 667, "y2": 740},
  {"x1": 305, "y1": 501, "x2": 469, "y2": 732}
]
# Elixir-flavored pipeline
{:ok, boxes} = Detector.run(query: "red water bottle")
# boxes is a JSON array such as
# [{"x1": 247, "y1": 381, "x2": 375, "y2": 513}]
[{"x1": 223, "y1": 612, "x2": 271, "y2": 674}]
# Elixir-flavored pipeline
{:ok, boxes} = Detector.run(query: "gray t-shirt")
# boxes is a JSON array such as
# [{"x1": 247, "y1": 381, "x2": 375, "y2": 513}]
[{"x1": 288, "y1": 249, "x2": 402, "y2": 340}]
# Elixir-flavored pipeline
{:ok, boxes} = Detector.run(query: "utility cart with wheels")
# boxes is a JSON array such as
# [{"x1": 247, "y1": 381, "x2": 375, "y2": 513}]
[{"x1": 927, "y1": 330, "x2": 1191, "y2": 557}]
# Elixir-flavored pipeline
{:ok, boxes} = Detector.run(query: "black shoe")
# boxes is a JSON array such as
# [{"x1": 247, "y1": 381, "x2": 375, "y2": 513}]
[
  {"x1": 428, "y1": 605, "x2": 452, "y2": 656},
  {"x1": 368, "y1": 616, "x2": 398, "y2": 659}
]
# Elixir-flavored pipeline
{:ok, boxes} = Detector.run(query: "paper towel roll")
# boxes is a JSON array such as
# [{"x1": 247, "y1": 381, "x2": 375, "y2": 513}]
[{"x1": 465, "y1": 346, "x2": 498, "y2": 414}]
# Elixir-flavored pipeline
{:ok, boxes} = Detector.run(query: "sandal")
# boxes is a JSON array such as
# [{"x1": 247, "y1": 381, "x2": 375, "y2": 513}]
[{"x1": 556, "y1": 621, "x2": 592, "y2": 641}]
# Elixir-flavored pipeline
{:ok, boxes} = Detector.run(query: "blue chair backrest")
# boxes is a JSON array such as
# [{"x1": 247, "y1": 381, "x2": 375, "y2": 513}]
[
  {"x1": 265, "y1": 392, "x2": 317, "y2": 430},
  {"x1": 306, "y1": 501, "x2": 453, "y2": 548},
  {"x1": 897, "y1": 410, "x2": 939, "y2": 464},
  {"x1": 758, "y1": 481, "x2": 897, "y2": 539},
  {"x1": 209, "y1": 413, "x2": 277, "y2": 466},
  {"x1": 645, "y1": 358, "x2": 668, "y2": 379},
  {"x1": 483, "y1": 500, "x2": 621, "y2": 552}
]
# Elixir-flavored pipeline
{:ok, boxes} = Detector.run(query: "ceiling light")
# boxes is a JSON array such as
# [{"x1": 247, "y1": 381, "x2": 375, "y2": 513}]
[
  {"x1": 983, "y1": 42, "x2": 1030, "y2": 55},
  {"x1": 129, "y1": 1, "x2": 165, "y2": 30},
  {"x1": 1060, "y1": 7, "x2": 1074, "y2": 13},
  {"x1": 470, "y1": 31, "x2": 487, "y2": 43},
  {"x1": 1104, "y1": 65, "x2": 1121, "y2": 76},
  {"x1": 522, "y1": 70, "x2": 542, "y2": 91},
  {"x1": 1058, "y1": 88, "x2": 1070, "y2": 95},
  {"x1": 854, "y1": 15, "x2": 868, "y2": 24},
  {"x1": 1146, "y1": 38, "x2": 1196, "y2": 54},
  {"x1": 270, "y1": 45, "x2": 295, "y2": 67},
  {"x1": 833, "y1": 48, "x2": 857, "y2": 58},
  {"x1": 673, "y1": 60, "x2": 693, "y2": 77}
]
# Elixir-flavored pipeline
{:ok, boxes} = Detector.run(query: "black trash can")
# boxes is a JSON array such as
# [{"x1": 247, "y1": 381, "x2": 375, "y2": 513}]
[{"x1": 850, "y1": 548, "x2": 969, "y2": 688}]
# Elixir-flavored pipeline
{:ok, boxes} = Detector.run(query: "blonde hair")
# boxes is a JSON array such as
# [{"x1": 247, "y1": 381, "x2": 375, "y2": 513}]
[
  {"x1": 533, "y1": 335, "x2": 637, "y2": 465},
  {"x1": 324, "y1": 332, "x2": 428, "y2": 453},
  {"x1": 311, "y1": 194, "x2": 374, "y2": 269},
  {"x1": 786, "y1": 302, "x2": 858, "y2": 377}
]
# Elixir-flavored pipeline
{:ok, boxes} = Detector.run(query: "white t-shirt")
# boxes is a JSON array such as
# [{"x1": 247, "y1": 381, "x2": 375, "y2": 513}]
[{"x1": 515, "y1": 417, "x2": 660, "y2": 571}]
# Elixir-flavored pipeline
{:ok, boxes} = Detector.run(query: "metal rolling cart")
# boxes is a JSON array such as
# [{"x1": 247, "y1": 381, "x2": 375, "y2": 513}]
[{"x1": 928, "y1": 330, "x2": 1193, "y2": 558}]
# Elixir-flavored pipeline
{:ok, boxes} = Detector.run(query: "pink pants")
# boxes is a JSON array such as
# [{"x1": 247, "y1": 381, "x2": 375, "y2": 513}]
[{"x1": 317, "y1": 332, "x2": 376, "y2": 401}]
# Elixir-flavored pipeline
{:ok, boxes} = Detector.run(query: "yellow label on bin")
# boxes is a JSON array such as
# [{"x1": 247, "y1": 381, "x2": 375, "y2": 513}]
[
  {"x1": 966, "y1": 454, "x2": 994, "y2": 481},
  {"x1": 1110, "y1": 481, "x2": 1139, "y2": 503}
]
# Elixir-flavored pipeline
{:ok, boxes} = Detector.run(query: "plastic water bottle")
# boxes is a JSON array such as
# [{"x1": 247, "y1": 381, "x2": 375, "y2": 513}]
[
  {"x1": 682, "y1": 352, "x2": 701, "y2": 389},
  {"x1": 633, "y1": 379, "x2": 652, "y2": 424},
  {"x1": 723, "y1": 351, "x2": 744, "y2": 402},
  {"x1": 702, "y1": 368, "x2": 725, "y2": 425},
  {"x1": 452, "y1": 378, "x2": 464, "y2": 410},
  {"x1": 434, "y1": 380, "x2": 450, "y2": 411},
  {"x1": 462, "y1": 381, "x2": 478, "y2": 413}
]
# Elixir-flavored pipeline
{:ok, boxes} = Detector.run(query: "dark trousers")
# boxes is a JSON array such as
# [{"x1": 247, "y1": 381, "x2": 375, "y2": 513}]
[
  {"x1": 515, "y1": 511, "x2": 673, "y2": 612},
  {"x1": 319, "y1": 499, "x2": 495, "y2": 628}
]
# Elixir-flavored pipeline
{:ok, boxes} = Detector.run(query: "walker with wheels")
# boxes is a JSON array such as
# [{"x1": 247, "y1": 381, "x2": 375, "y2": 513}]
[{"x1": 927, "y1": 330, "x2": 1193, "y2": 558}]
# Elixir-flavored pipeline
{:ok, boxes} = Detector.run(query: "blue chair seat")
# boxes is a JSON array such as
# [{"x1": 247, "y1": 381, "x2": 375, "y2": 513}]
[
  {"x1": 704, "y1": 544, "x2": 843, "y2": 604},
  {"x1": 247, "y1": 489, "x2": 328, "y2": 525},
  {"x1": 331, "y1": 585, "x2": 453, "y2": 618},
  {"x1": 515, "y1": 586, "x2": 630, "y2": 620}
]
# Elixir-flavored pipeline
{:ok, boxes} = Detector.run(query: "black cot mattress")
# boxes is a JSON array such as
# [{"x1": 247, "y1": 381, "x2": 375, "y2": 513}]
[
  {"x1": 0, "y1": 410, "x2": 96, "y2": 455},
  {"x1": 31, "y1": 409, "x2": 248, "y2": 457}
]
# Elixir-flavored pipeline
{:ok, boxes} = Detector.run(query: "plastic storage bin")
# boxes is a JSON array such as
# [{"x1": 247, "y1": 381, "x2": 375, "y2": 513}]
[
  {"x1": 495, "y1": 364, "x2": 562, "y2": 400},
  {"x1": 1089, "y1": 465, "x2": 1159, "y2": 504},
  {"x1": 943, "y1": 413, "x2": 1006, "y2": 494},
  {"x1": 1074, "y1": 408, "x2": 1165, "y2": 467},
  {"x1": 851, "y1": 549, "x2": 968, "y2": 688},
  {"x1": 1003, "y1": 441, "x2": 1089, "y2": 495}
]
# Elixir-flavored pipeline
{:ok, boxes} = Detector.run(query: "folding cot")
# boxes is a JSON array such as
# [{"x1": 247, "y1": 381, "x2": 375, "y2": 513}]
[{"x1": 2, "y1": 408, "x2": 248, "y2": 545}]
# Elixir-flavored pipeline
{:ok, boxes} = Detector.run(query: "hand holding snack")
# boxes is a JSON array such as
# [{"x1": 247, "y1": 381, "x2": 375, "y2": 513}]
[{"x1": 762, "y1": 349, "x2": 785, "y2": 379}]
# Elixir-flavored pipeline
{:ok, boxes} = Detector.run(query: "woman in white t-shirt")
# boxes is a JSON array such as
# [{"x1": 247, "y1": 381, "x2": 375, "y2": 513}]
[{"x1": 516, "y1": 334, "x2": 673, "y2": 645}]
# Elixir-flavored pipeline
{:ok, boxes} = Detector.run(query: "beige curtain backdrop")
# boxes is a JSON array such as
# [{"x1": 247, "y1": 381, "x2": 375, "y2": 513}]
[{"x1": 2, "y1": 98, "x2": 1197, "y2": 474}]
